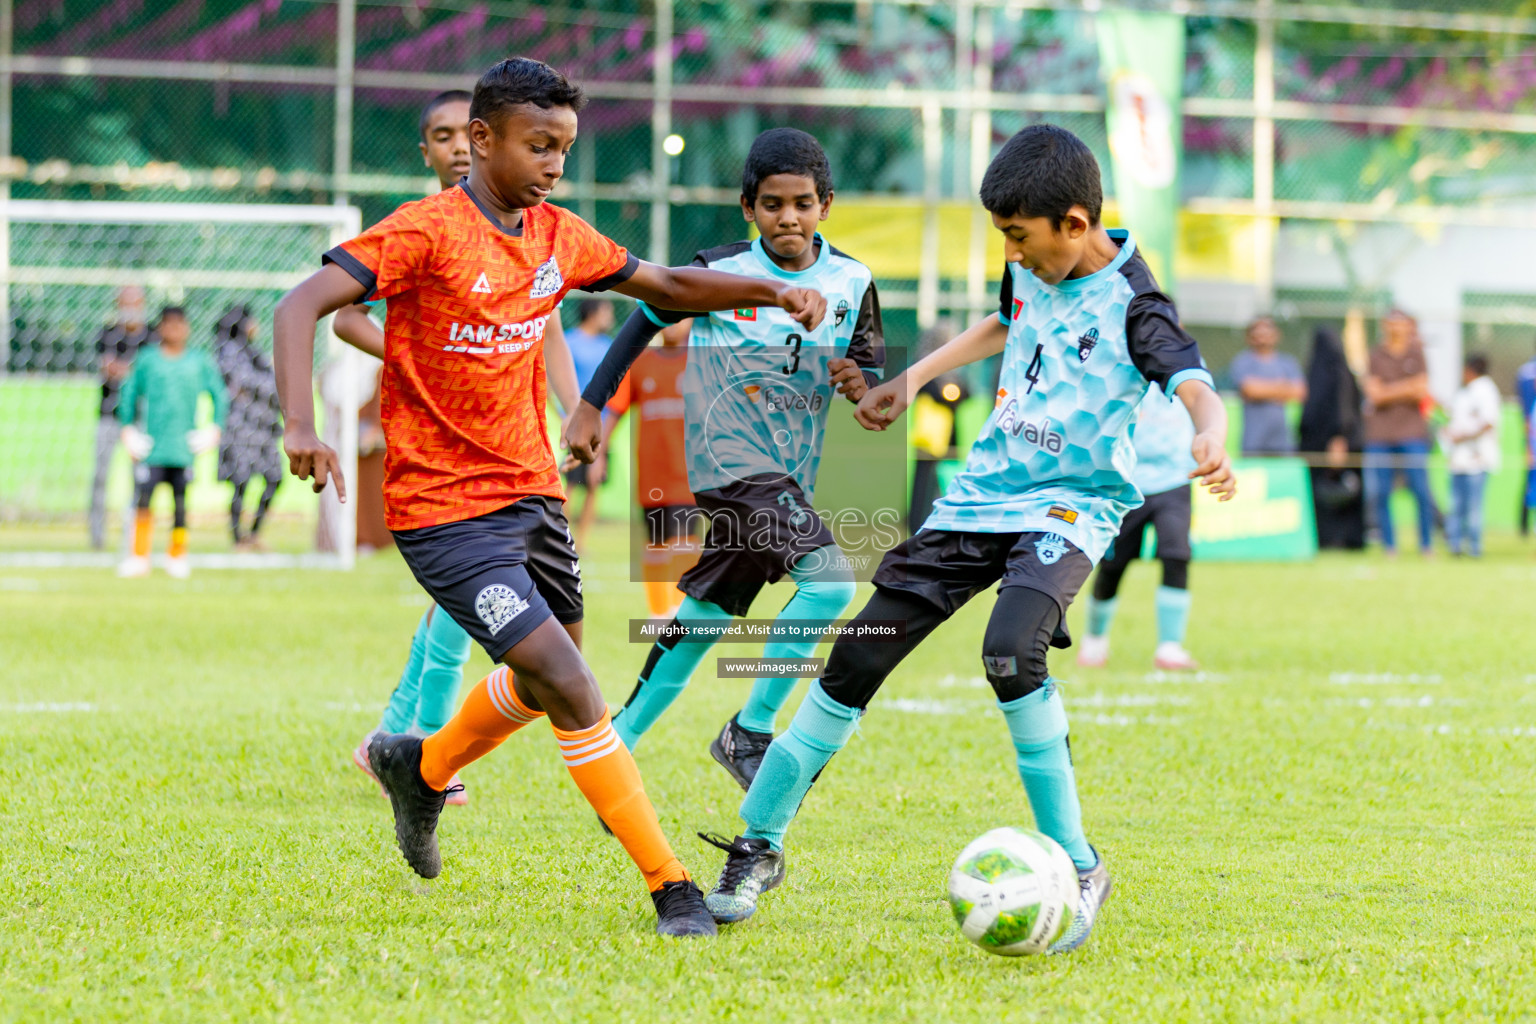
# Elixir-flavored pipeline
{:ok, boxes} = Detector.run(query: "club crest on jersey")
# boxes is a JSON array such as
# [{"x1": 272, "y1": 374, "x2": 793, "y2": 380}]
[
  {"x1": 1075, "y1": 327, "x2": 1099, "y2": 362},
  {"x1": 475, "y1": 583, "x2": 530, "y2": 636},
  {"x1": 529, "y1": 256, "x2": 563, "y2": 299},
  {"x1": 734, "y1": 307, "x2": 757, "y2": 321},
  {"x1": 471, "y1": 271, "x2": 492, "y2": 294},
  {"x1": 1034, "y1": 533, "x2": 1069, "y2": 565},
  {"x1": 834, "y1": 299, "x2": 850, "y2": 326}
]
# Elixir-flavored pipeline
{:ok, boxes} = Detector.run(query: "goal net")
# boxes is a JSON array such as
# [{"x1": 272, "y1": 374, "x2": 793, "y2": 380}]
[{"x1": 0, "y1": 200, "x2": 362, "y2": 569}]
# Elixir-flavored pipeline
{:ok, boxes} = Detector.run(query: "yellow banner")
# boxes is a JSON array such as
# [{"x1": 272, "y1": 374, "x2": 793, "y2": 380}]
[{"x1": 818, "y1": 201, "x2": 1257, "y2": 284}]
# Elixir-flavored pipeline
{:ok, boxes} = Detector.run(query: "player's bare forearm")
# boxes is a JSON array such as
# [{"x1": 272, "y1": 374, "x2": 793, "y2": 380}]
[
  {"x1": 854, "y1": 317, "x2": 1006, "y2": 432},
  {"x1": 332, "y1": 304, "x2": 385, "y2": 361},
  {"x1": 908, "y1": 315, "x2": 1008, "y2": 397},
  {"x1": 275, "y1": 267, "x2": 364, "y2": 425},
  {"x1": 1177, "y1": 378, "x2": 1237, "y2": 500},
  {"x1": 543, "y1": 317, "x2": 579, "y2": 415},
  {"x1": 614, "y1": 262, "x2": 826, "y2": 329},
  {"x1": 273, "y1": 263, "x2": 366, "y2": 499}
]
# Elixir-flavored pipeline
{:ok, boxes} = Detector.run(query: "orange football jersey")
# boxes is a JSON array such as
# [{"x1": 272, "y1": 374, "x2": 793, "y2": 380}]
[
  {"x1": 606, "y1": 345, "x2": 692, "y2": 509},
  {"x1": 326, "y1": 184, "x2": 637, "y2": 530}
]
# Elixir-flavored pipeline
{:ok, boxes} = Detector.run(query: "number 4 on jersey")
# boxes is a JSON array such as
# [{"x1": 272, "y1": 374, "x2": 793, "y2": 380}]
[{"x1": 1023, "y1": 343, "x2": 1044, "y2": 393}]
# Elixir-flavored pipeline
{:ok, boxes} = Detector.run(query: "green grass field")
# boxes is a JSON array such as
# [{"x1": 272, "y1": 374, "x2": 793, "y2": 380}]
[{"x1": 4, "y1": 522, "x2": 1536, "y2": 1023}]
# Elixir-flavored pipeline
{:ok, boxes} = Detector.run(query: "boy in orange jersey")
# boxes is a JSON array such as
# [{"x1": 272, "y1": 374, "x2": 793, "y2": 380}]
[
  {"x1": 600, "y1": 318, "x2": 701, "y2": 619},
  {"x1": 272, "y1": 58, "x2": 824, "y2": 937},
  {"x1": 332, "y1": 89, "x2": 585, "y2": 810}
]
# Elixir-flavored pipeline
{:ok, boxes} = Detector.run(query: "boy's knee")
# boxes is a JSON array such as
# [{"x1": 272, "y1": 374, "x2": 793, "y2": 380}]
[{"x1": 981, "y1": 587, "x2": 1061, "y2": 702}]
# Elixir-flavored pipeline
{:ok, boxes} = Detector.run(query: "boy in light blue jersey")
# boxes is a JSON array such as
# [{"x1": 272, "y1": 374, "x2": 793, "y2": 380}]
[
  {"x1": 1078, "y1": 382, "x2": 1202, "y2": 671},
  {"x1": 567, "y1": 128, "x2": 883, "y2": 790},
  {"x1": 701, "y1": 125, "x2": 1236, "y2": 954}
]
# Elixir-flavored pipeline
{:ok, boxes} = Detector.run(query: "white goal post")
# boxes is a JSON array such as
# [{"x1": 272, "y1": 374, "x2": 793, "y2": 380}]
[{"x1": 0, "y1": 199, "x2": 363, "y2": 570}]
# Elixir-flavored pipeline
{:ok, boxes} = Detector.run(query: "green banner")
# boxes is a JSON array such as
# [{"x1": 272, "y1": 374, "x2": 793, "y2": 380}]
[
  {"x1": 1188, "y1": 458, "x2": 1318, "y2": 561},
  {"x1": 1097, "y1": 9, "x2": 1184, "y2": 295}
]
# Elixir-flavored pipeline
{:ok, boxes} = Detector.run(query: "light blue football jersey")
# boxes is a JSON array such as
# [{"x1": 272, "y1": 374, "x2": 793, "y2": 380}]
[
  {"x1": 638, "y1": 235, "x2": 883, "y2": 498},
  {"x1": 1131, "y1": 382, "x2": 1196, "y2": 496},
  {"x1": 924, "y1": 230, "x2": 1212, "y2": 561}
]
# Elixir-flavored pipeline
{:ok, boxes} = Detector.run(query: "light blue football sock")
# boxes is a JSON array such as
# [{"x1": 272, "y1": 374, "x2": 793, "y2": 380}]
[
  {"x1": 1084, "y1": 595, "x2": 1118, "y2": 638},
  {"x1": 1155, "y1": 586, "x2": 1192, "y2": 646},
  {"x1": 999, "y1": 681, "x2": 1096, "y2": 870},
  {"x1": 736, "y1": 545, "x2": 856, "y2": 734},
  {"x1": 742, "y1": 681, "x2": 862, "y2": 851},
  {"x1": 612, "y1": 596, "x2": 733, "y2": 751},
  {"x1": 410, "y1": 605, "x2": 475, "y2": 735},
  {"x1": 378, "y1": 608, "x2": 431, "y2": 734}
]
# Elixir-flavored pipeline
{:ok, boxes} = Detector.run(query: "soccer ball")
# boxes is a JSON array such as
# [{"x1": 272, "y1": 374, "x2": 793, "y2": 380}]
[{"x1": 947, "y1": 827, "x2": 1079, "y2": 956}]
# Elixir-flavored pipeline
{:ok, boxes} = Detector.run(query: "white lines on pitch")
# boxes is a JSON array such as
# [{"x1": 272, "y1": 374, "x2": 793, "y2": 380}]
[
  {"x1": 1330, "y1": 695, "x2": 1465, "y2": 709},
  {"x1": 1, "y1": 702, "x2": 98, "y2": 713},
  {"x1": 1329, "y1": 672, "x2": 1442, "y2": 686}
]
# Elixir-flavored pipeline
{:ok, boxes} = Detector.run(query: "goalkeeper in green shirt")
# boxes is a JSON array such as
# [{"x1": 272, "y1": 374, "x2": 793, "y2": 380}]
[{"x1": 116, "y1": 306, "x2": 228, "y2": 579}]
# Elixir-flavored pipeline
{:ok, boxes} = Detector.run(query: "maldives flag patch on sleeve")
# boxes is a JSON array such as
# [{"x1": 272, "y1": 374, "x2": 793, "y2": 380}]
[{"x1": 734, "y1": 308, "x2": 757, "y2": 321}]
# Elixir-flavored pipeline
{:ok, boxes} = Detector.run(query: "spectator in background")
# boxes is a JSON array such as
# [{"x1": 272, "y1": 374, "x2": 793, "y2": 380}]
[
  {"x1": 214, "y1": 305, "x2": 284, "y2": 551},
  {"x1": 1363, "y1": 309, "x2": 1435, "y2": 556},
  {"x1": 88, "y1": 285, "x2": 151, "y2": 549},
  {"x1": 1442, "y1": 354, "x2": 1501, "y2": 558},
  {"x1": 1517, "y1": 339, "x2": 1536, "y2": 537},
  {"x1": 1299, "y1": 325, "x2": 1366, "y2": 549},
  {"x1": 1228, "y1": 315, "x2": 1307, "y2": 455},
  {"x1": 116, "y1": 307, "x2": 227, "y2": 579},
  {"x1": 564, "y1": 297, "x2": 616, "y2": 550}
]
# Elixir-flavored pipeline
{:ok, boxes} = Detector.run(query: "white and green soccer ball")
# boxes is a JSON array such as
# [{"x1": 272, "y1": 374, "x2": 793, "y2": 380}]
[{"x1": 947, "y1": 826, "x2": 1079, "y2": 956}]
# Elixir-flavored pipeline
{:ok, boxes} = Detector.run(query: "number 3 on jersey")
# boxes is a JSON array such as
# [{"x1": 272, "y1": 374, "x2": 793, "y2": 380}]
[{"x1": 782, "y1": 332, "x2": 803, "y2": 375}]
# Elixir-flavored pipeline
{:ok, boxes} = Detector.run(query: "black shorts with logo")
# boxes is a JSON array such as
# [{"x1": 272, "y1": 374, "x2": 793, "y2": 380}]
[
  {"x1": 1105, "y1": 484, "x2": 1192, "y2": 563},
  {"x1": 392, "y1": 495, "x2": 583, "y2": 662},
  {"x1": 871, "y1": 528, "x2": 1093, "y2": 648},
  {"x1": 679, "y1": 475, "x2": 836, "y2": 618}
]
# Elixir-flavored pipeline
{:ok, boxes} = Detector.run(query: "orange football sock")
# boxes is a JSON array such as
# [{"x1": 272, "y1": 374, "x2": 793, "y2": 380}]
[
  {"x1": 643, "y1": 579, "x2": 673, "y2": 617},
  {"x1": 132, "y1": 510, "x2": 153, "y2": 557},
  {"x1": 641, "y1": 544, "x2": 672, "y2": 616},
  {"x1": 169, "y1": 527, "x2": 189, "y2": 558},
  {"x1": 419, "y1": 666, "x2": 545, "y2": 790},
  {"x1": 554, "y1": 711, "x2": 687, "y2": 891}
]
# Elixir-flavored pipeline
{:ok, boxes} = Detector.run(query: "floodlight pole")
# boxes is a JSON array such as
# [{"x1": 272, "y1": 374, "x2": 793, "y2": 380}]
[
  {"x1": 331, "y1": 0, "x2": 359, "y2": 569},
  {"x1": 967, "y1": 6, "x2": 994, "y2": 327},
  {"x1": 0, "y1": 0, "x2": 12, "y2": 377},
  {"x1": 918, "y1": 100, "x2": 942, "y2": 331},
  {"x1": 333, "y1": 0, "x2": 356, "y2": 208},
  {"x1": 1253, "y1": 0, "x2": 1277, "y2": 315},
  {"x1": 649, "y1": 0, "x2": 674, "y2": 265}
]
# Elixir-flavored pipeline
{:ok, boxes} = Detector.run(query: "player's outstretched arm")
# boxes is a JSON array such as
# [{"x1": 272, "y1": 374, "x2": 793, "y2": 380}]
[
  {"x1": 332, "y1": 304, "x2": 385, "y2": 361},
  {"x1": 854, "y1": 314, "x2": 1008, "y2": 431},
  {"x1": 612, "y1": 261, "x2": 826, "y2": 331},
  {"x1": 1176, "y1": 378, "x2": 1237, "y2": 501},
  {"x1": 273, "y1": 262, "x2": 369, "y2": 500}
]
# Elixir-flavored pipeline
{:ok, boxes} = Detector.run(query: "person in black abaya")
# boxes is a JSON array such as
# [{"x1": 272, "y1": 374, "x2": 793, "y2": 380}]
[{"x1": 1299, "y1": 325, "x2": 1366, "y2": 549}]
